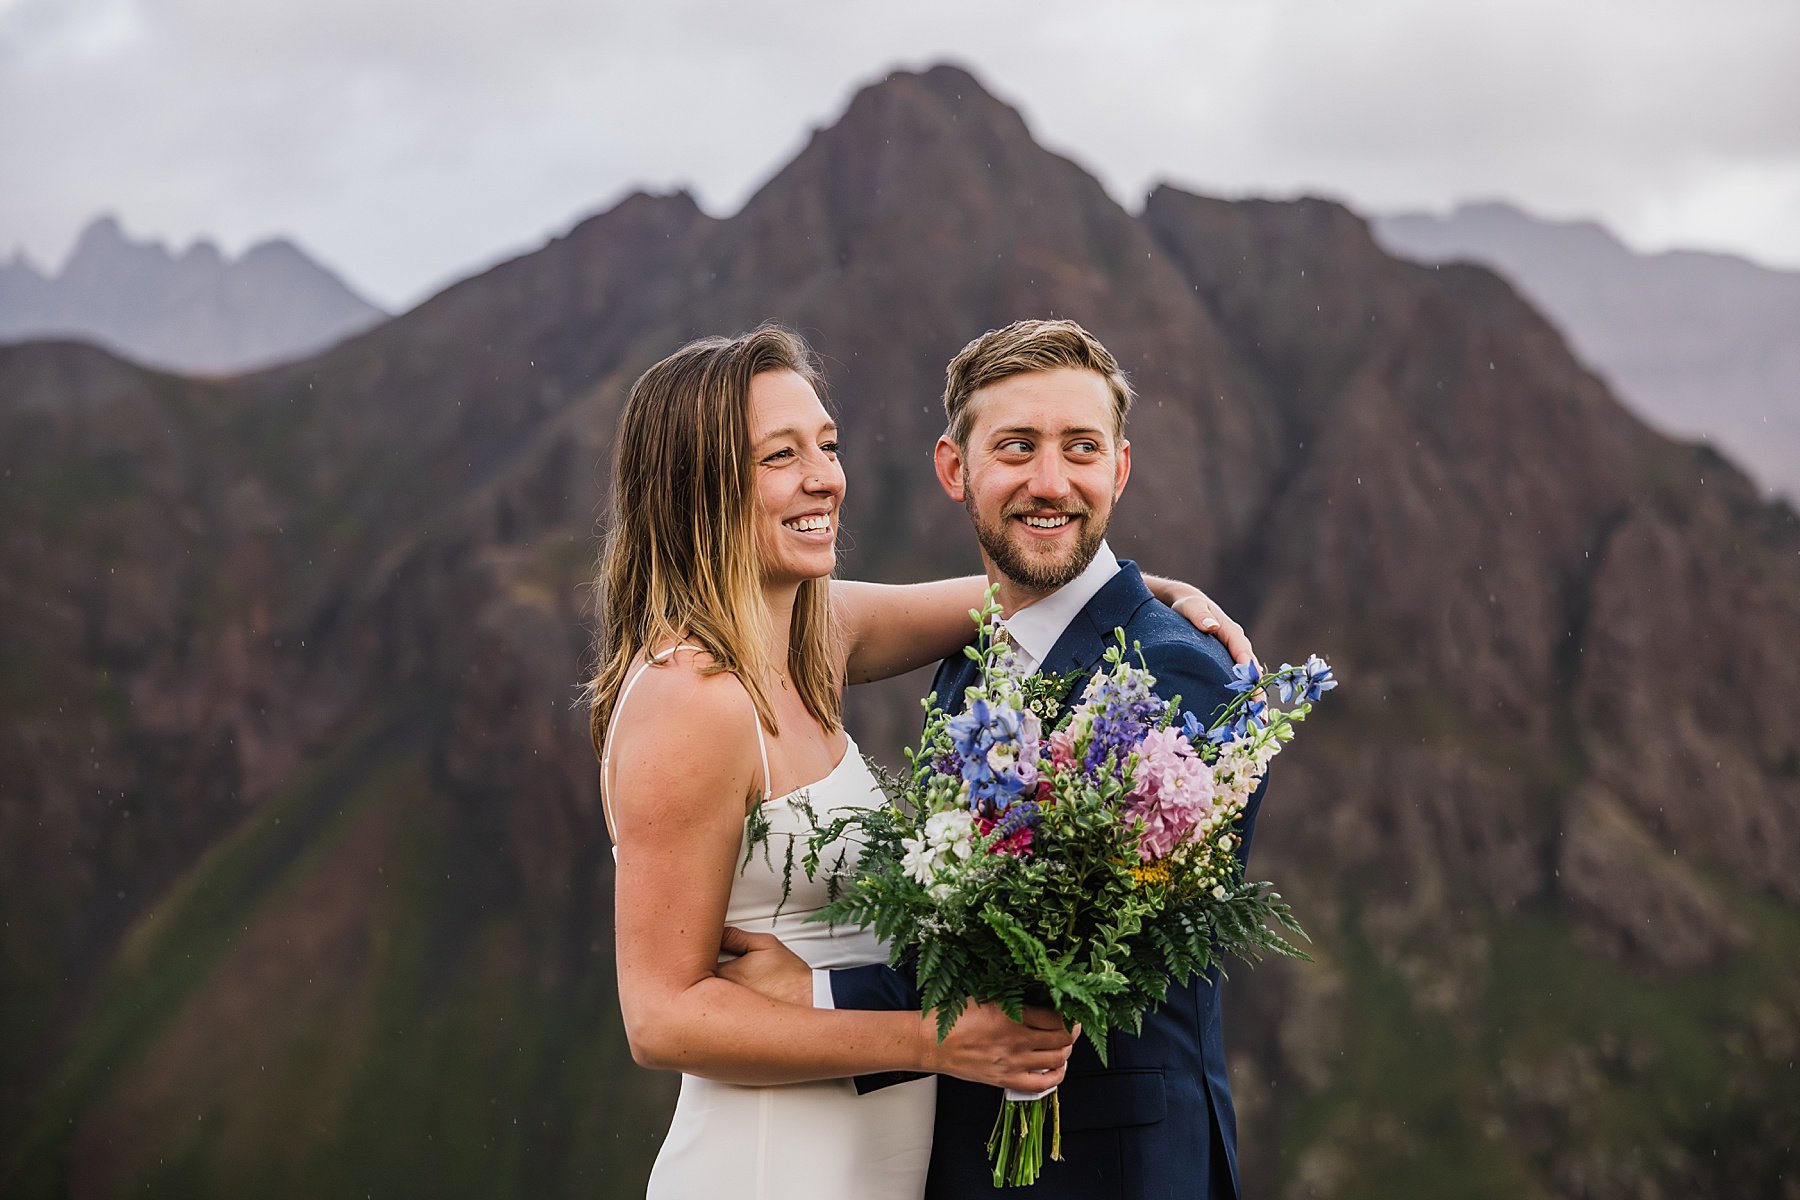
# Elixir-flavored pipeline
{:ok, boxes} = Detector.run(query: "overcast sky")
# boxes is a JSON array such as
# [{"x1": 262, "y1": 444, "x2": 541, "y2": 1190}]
[{"x1": 4, "y1": 0, "x2": 1797, "y2": 310}]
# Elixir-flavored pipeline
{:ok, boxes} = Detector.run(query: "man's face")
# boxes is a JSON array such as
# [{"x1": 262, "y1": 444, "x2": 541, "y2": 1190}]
[{"x1": 934, "y1": 367, "x2": 1131, "y2": 602}]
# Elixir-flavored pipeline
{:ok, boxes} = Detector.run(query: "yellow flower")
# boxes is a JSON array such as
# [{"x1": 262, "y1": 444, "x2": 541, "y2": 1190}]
[{"x1": 1129, "y1": 861, "x2": 1172, "y2": 887}]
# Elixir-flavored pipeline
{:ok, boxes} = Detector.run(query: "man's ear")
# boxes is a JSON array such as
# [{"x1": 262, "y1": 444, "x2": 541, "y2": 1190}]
[
  {"x1": 934, "y1": 435, "x2": 967, "y2": 503},
  {"x1": 1113, "y1": 439, "x2": 1132, "y2": 501}
]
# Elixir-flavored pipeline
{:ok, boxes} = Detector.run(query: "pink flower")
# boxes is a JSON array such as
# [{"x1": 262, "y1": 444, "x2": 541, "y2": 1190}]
[
  {"x1": 1046, "y1": 727, "x2": 1078, "y2": 771},
  {"x1": 1125, "y1": 727, "x2": 1215, "y2": 861}
]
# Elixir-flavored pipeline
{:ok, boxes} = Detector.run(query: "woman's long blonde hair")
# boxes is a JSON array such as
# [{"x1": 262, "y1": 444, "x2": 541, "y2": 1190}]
[{"x1": 587, "y1": 326, "x2": 841, "y2": 765}]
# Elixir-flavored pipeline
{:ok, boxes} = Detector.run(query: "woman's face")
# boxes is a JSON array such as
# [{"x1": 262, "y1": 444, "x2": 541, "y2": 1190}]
[{"x1": 747, "y1": 369, "x2": 845, "y2": 586}]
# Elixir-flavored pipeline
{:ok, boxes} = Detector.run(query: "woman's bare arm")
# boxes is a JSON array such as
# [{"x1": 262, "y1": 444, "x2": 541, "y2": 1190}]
[
  {"x1": 833, "y1": 577, "x2": 992, "y2": 684},
  {"x1": 608, "y1": 657, "x2": 1074, "y2": 1087},
  {"x1": 833, "y1": 573, "x2": 1255, "y2": 685}
]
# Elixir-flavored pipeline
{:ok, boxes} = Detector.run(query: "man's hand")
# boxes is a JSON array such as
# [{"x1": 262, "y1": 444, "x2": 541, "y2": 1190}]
[
  {"x1": 922, "y1": 1002, "x2": 1078, "y2": 1093},
  {"x1": 716, "y1": 926, "x2": 812, "y2": 1007}
]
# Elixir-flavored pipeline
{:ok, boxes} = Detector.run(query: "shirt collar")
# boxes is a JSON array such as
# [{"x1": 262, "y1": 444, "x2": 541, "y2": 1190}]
[{"x1": 1000, "y1": 541, "x2": 1121, "y2": 674}]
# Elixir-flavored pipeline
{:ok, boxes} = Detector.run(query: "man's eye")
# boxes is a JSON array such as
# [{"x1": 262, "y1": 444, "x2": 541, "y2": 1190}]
[
  {"x1": 1000, "y1": 439, "x2": 1032, "y2": 453},
  {"x1": 1070, "y1": 440, "x2": 1099, "y2": 455}
]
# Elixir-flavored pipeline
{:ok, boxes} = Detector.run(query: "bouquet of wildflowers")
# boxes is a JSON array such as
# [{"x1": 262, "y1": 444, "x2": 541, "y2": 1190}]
[{"x1": 805, "y1": 593, "x2": 1334, "y2": 1187}]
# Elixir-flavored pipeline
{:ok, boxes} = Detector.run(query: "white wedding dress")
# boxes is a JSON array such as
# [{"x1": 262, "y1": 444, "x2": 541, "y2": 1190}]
[{"x1": 605, "y1": 650, "x2": 936, "y2": 1200}]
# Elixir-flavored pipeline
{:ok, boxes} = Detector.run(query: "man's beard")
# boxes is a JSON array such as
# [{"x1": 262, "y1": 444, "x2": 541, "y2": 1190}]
[{"x1": 966, "y1": 490, "x2": 1108, "y2": 594}]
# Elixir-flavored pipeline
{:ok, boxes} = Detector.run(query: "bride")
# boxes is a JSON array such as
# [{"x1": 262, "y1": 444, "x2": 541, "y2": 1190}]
[{"x1": 590, "y1": 326, "x2": 1247, "y2": 1198}]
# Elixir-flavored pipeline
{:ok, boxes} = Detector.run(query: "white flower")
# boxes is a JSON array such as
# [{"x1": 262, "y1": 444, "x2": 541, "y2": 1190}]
[
  {"x1": 904, "y1": 810, "x2": 977, "y2": 887},
  {"x1": 924, "y1": 809, "x2": 975, "y2": 850},
  {"x1": 902, "y1": 836, "x2": 938, "y2": 885},
  {"x1": 1212, "y1": 884, "x2": 1229, "y2": 900}
]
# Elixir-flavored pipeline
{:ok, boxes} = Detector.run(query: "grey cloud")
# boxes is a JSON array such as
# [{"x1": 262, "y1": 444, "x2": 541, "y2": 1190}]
[{"x1": 5, "y1": 0, "x2": 1798, "y2": 308}]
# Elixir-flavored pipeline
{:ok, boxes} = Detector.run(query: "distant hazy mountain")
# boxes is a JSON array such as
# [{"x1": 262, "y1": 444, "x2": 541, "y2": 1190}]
[
  {"x1": 0, "y1": 215, "x2": 386, "y2": 374},
  {"x1": 1373, "y1": 201, "x2": 1800, "y2": 500}
]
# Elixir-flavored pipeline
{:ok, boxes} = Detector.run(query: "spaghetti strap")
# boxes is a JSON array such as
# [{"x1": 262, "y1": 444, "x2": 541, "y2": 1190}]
[{"x1": 601, "y1": 646, "x2": 772, "y2": 845}]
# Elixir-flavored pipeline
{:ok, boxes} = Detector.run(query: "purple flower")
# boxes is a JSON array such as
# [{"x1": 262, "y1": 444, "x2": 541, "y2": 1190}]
[
  {"x1": 1073, "y1": 667, "x2": 1168, "y2": 773},
  {"x1": 977, "y1": 800, "x2": 1042, "y2": 856}
]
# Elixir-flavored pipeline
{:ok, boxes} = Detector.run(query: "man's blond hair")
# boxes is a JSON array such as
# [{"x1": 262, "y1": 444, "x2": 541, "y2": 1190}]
[{"x1": 942, "y1": 319, "x2": 1133, "y2": 448}]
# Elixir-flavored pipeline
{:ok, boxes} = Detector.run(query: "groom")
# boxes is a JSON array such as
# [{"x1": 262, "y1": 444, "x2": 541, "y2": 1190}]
[{"x1": 744, "y1": 319, "x2": 1263, "y2": 1198}]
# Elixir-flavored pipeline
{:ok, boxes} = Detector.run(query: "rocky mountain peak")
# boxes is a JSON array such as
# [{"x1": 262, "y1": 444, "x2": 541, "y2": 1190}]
[
  {"x1": 65, "y1": 212, "x2": 131, "y2": 257},
  {"x1": 736, "y1": 62, "x2": 1107, "y2": 243},
  {"x1": 180, "y1": 238, "x2": 225, "y2": 269},
  {"x1": 1373, "y1": 200, "x2": 1800, "y2": 500},
  {"x1": 0, "y1": 213, "x2": 386, "y2": 373},
  {"x1": 58, "y1": 213, "x2": 172, "y2": 285},
  {"x1": 838, "y1": 61, "x2": 1035, "y2": 143}
]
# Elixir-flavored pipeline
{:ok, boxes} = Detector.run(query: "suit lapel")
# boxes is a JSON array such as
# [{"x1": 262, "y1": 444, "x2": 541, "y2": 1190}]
[
  {"x1": 931, "y1": 649, "x2": 986, "y2": 716},
  {"x1": 1037, "y1": 560, "x2": 1157, "y2": 708},
  {"x1": 933, "y1": 561, "x2": 1157, "y2": 717}
]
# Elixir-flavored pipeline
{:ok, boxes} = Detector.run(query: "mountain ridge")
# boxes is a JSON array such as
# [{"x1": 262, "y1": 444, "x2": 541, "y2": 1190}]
[
  {"x1": 1373, "y1": 199, "x2": 1800, "y2": 502},
  {"x1": 0, "y1": 215, "x2": 387, "y2": 374},
  {"x1": 3, "y1": 66, "x2": 1795, "y2": 1199}
]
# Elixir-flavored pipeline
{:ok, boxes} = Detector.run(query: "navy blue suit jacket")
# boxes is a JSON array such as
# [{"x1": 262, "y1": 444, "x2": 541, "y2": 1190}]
[{"x1": 831, "y1": 562, "x2": 1266, "y2": 1199}]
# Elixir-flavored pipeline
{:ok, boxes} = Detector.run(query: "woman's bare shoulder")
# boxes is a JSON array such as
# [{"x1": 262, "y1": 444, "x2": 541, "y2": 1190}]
[{"x1": 609, "y1": 648, "x2": 758, "y2": 767}]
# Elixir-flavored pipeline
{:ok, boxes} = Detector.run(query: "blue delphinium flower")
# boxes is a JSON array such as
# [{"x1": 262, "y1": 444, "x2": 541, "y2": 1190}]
[
  {"x1": 946, "y1": 696, "x2": 1039, "y2": 817},
  {"x1": 1226, "y1": 659, "x2": 1263, "y2": 696},
  {"x1": 1244, "y1": 698, "x2": 1268, "y2": 732},
  {"x1": 947, "y1": 698, "x2": 994, "y2": 760},
  {"x1": 1275, "y1": 663, "x2": 1298, "y2": 704},
  {"x1": 1299, "y1": 654, "x2": 1337, "y2": 703},
  {"x1": 1211, "y1": 696, "x2": 1271, "y2": 745}
]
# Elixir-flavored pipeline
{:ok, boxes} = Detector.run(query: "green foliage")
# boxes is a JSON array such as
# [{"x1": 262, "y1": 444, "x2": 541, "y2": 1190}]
[{"x1": 806, "y1": 588, "x2": 1315, "y2": 1072}]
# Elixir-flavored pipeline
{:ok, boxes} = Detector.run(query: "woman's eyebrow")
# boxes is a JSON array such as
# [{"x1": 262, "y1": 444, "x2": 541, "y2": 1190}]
[{"x1": 755, "y1": 422, "x2": 838, "y2": 445}]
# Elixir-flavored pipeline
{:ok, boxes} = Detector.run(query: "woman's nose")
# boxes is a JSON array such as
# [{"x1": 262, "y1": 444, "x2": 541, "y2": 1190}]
[{"x1": 806, "y1": 459, "x2": 845, "y2": 495}]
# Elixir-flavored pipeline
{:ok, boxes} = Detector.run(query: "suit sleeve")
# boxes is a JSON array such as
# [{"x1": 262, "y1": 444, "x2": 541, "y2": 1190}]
[{"x1": 829, "y1": 963, "x2": 929, "y2": 1094}]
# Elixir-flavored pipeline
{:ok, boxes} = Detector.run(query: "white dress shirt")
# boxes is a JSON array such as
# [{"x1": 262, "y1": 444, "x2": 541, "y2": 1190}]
[
  {"x1": 992, "y1": 541, "x2": 1121, "y2": 677},
  {"x1": 810, "y1": 543, "x2": 1123, "y2": 1009}
]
